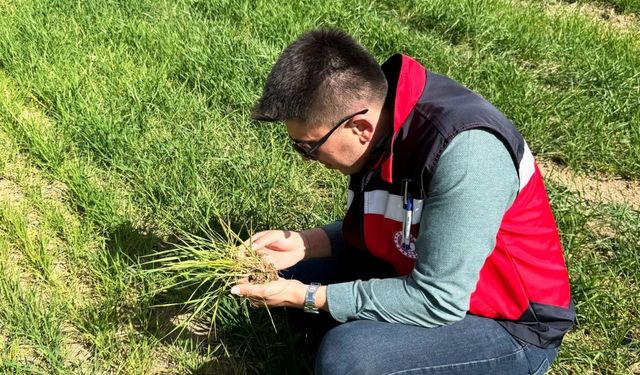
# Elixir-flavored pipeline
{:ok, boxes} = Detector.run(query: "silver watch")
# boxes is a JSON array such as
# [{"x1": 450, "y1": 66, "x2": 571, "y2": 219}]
[{"x1": 303, "y1": 282, "x2": 321, "y2": 314}]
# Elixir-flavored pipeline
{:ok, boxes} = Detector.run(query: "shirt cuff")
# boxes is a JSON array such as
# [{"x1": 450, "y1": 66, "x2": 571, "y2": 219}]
[{"x1": 326, "y1": 282, "x2": 358, "y2": 323}]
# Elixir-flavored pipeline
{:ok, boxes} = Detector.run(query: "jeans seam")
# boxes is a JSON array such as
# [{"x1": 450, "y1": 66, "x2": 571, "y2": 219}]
[
  {"x1": 532, "y1": 358, "x2": 550, "y2": 375},
  {"x1": 386, "y1": 346, "x2": 526, "y2": 375}
]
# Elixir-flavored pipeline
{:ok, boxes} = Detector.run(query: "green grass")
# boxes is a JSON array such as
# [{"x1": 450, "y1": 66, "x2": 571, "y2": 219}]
[
  {"x1": 550, "y1": 185, "x2": 640, "y2": 373},
  {"x1": 0, "y1": 0, "x2": 638, "y2": 373}
]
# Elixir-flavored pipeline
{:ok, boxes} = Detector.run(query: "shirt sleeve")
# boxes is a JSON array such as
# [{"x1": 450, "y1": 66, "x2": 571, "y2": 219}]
[
  {"x1": 325, "y1": 129, "x2": 519, "y2": 326},
  {"x1": 320, "y1": 220, "x2": 348, "y2": 258}
]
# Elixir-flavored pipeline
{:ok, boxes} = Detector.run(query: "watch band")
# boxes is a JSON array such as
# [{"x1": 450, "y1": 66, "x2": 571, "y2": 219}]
[{"x1": 303, "y1": 282, "x2": 321, "y2": 314}]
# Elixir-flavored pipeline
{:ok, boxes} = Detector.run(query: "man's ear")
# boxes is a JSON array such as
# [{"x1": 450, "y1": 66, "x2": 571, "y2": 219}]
[{"x1": 351, "y1": 117, "x2": 375, "y2": 144}]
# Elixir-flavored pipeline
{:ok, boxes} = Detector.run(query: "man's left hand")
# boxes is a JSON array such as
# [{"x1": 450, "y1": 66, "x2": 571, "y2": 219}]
[
  {"x1": 230, "y1": 278, "x2": 306, "y2": 308},
  {"x1": 230, "y1": 278, "x2": 328, "y2": 311}
]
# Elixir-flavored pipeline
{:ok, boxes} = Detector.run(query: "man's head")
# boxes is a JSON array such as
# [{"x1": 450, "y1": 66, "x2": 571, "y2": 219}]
[{"x1": 252, "y1": 28, "x2": 389, "y2": 174}]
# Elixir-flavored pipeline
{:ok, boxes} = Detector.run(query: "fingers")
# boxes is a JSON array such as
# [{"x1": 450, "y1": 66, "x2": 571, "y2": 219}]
[
  {"x1": 230, "y1": 282, "x2": 252, "y2": 297},
  {"x1": 231, "y1": 278, "x2": 268, "y2": 296},
  {"x1": 250, "y1": 231, "x2": 282, "y2": 252},
  {"x1": 238, "y1": 231, "x2": 270, "y2": 257},
  {"x1": 245, "y1": 231, "x2": 268, "y2": 246},
  {"x1": 240, "y1": 232, "x2": 264, "y2": 252},
  {"x1": 241, "y1": 230, "x2": 302, "y2": 257},
  {"x1": 230, "y1": 278, "x2": 287, "y2": 298},
  {"x1": 230, "y1": 278, "x2": 297, "y2": 309},
  {"x1": 240, "y1": 231, "x2": 271, "y2": 252},
  {"x1": 231, "y1": 284, "x2": 263, "y2": 307},
  {"x1": 230, "y1": 282, "x2": 268, "y2": 309}
]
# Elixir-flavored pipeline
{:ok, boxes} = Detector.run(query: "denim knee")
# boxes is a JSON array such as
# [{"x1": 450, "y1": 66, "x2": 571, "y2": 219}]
[
  {"x1": 524, "y1": 344, "x2": 559, "y2": 375},
  {"x1": 315, "y1": 322, "x2": 372, "y2": 375}
]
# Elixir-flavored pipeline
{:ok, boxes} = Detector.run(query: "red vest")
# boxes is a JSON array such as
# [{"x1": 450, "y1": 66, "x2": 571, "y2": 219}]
[{"x1": 342, "y1": 54, "x2": 575, "y2": 348}]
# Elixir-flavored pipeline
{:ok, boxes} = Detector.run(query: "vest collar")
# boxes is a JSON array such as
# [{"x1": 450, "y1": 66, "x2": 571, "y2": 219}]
[{"x1": 373, "y1": 54, "x2": 427, "y2": 184}]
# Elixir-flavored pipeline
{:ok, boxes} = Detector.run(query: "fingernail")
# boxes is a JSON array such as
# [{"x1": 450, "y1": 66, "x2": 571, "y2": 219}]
[{"x1": 230, "y1": 286, "x2": 240, "y2": 296}]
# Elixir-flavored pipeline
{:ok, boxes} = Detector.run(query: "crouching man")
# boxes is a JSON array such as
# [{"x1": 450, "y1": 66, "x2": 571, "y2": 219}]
[{"x1": 231, "y1": 28, "x2": 575, "y2": 375}]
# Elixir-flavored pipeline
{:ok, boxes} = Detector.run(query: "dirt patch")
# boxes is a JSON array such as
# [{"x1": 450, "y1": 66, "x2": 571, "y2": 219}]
[
  {"x1": 41, "y1": 180, "x2": 67, "y2": 201},
  {"x1": 18, "y1": 106, "x2": 53, "y2": 129},
  {"x1": 576, "y1": 2, "x2": 637, "y2": 28},
  {"x1": 1, "y1": 81, "x2": 11, "y2": 101},
  {"x1": 538, "y1": 160, "x2": 640, "y2": 209},
  {"x1": 542, "y1": 0, "x2": 639, "y2": 31},
  {"x1": 62, "y1": 325, "x2": 92, "y2": 364},
  {"x1": 0, "y1": 178, "x2": 25, "y2": 206},
  {"x1": 585, "y1": 219, "x2": 617, "y2": 239},
  {"x1": 167, "y1": 310, "x2": 214, "y2": 344},
  {"x1": 148, "y1": 347, "x2": 177, "y2": 375},
  {"x1": 0, "y1": 338, "x2": 42, "y2": 368}
]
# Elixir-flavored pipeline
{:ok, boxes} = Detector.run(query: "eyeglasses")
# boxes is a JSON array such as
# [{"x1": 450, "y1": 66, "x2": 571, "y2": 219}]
[{"x1": 290, "y1": 108, "x2": 369, "y2": 160}]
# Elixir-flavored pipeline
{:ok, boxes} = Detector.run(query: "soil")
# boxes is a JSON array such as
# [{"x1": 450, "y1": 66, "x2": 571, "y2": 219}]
[
  {"x1": 573, "y1": 2, "x2": 638, "y2": 29},
  {"x1": 538, "y1": 160, "x2": 640, "y2": 209},
  {"x1": 62, "y1": 328, "x2": 92, "y2": 364},
  {"x1": 0, "y1": 178, "x2": 24, "y2": 206},
  {"x1": 235, "y1": 243, "x2": 279, "y2": 284},
  {"x1": 18, "y1": 106, "x2": 53, "y2": 128},
  {"x1": 542, "y1": 0, "x2": 639, "y2": 31},
  {"x1": 247, "y1": 261, "x2": 279, "y2": 284}
]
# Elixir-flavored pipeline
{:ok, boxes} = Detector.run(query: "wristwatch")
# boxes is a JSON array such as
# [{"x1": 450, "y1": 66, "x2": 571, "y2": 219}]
[{"x1": 303, "y1": 282, "x2": 321, "y2": 314}]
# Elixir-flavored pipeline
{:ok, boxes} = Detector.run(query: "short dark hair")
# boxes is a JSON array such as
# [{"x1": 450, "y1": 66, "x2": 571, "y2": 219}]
[{"x1": 252, "y1": 28, "x2": 388, "y2": 126}]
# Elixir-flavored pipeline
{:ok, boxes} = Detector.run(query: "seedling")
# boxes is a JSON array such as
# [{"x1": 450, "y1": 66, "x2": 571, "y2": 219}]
[{"x1": 143, "y1": 222, "x2": 278, "y2": 335}]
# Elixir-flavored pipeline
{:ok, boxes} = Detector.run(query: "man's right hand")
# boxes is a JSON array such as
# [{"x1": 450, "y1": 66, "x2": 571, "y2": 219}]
[{"x1": 242, "y1": 230, "x2": 309, "y2": 271}]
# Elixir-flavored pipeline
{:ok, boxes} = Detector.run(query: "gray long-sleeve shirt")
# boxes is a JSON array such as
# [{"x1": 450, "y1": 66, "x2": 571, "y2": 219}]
[{"x1": 323, "y1": 129, "x2": 519, "y2": 327}]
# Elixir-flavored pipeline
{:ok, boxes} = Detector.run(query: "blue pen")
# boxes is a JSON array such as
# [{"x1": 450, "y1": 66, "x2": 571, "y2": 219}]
[{"x1": 401, "y1": 179, "x2": 413, "y2": 250}]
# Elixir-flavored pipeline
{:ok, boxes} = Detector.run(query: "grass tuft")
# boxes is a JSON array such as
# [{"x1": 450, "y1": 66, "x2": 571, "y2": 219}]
[{"x1": 143, "y1": 222, "x2": 278, "y2": 338}]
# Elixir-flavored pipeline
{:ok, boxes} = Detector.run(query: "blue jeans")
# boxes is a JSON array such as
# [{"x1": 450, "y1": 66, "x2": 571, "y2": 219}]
[
  {"x1": 282, "y1": 253, "x2": 559, "y2": 375},
  {"x1": 316, "y1": 316, "x2": 558, "y2": 375}
]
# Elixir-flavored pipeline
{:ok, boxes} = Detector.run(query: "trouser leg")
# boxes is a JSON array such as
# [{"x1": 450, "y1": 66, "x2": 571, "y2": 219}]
[{"x1": 315, "y1": 315, "x2": 559, "y2": 375}]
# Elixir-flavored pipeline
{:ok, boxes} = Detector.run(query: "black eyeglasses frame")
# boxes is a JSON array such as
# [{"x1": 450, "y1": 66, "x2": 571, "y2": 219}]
[{"x1": 290, "y1": 108, "x2": 369, "y2": 160}]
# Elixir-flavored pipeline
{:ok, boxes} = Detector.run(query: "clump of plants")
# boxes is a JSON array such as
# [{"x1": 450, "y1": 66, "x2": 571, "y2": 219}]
[{"x1": 143, "y1": 223, "x2": 278, "y2": 333}]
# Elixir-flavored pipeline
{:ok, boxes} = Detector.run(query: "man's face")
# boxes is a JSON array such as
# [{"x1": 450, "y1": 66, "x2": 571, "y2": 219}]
[{"x1": 285, "y1": 110, "x2": 375, "y2": 175}]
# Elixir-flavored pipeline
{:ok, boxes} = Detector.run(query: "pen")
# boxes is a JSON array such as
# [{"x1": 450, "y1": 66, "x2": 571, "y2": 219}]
[{"x1": 401, "y1": 179, "x2": 413, "y2": 250}]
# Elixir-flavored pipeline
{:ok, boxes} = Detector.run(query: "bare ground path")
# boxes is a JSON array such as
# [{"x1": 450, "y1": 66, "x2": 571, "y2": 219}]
[
  {"x1": 539, "y1": 160, "x2": 640, "y2": 209},
  {"x1": 531, "y1": 0, "x2": 639, "y2": 31}
]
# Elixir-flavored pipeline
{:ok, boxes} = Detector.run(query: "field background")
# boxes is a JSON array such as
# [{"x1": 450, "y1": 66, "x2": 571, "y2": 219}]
[{"x1": 1, "y1": 0, "x2": 639, "y2": 373}]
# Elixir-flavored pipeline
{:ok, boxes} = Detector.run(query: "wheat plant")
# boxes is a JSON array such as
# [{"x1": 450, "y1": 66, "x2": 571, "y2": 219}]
[{"x1": 143, "y1": 223, "x2": 278, "y2": 335}]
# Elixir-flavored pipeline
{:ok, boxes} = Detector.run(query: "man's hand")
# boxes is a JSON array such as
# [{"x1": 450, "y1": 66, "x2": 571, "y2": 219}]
[
  {"x1": 230, "y1": 277, "x2": 305, "y2": 307},
  {"x1": 242, "y1": 230, "x2": 308, "y2": 270},
  {"x1": 230, "y1": 278, "x2": 327, "y2": 310}
]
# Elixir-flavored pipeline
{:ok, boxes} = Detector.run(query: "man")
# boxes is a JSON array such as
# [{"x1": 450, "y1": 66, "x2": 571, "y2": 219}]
[{"x1": 230, "y1": 28, "x2": 575, "y2": 374}]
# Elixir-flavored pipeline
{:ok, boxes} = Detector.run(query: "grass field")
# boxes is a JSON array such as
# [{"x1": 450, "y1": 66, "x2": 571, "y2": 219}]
[{"x1": 0, "y1": 0, "x2": 639, "y2": 373}]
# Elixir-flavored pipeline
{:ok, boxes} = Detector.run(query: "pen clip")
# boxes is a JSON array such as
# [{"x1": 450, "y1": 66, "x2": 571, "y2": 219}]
[{"x1": 402, "y1": 179, "x2": 411, "y2": 207}]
